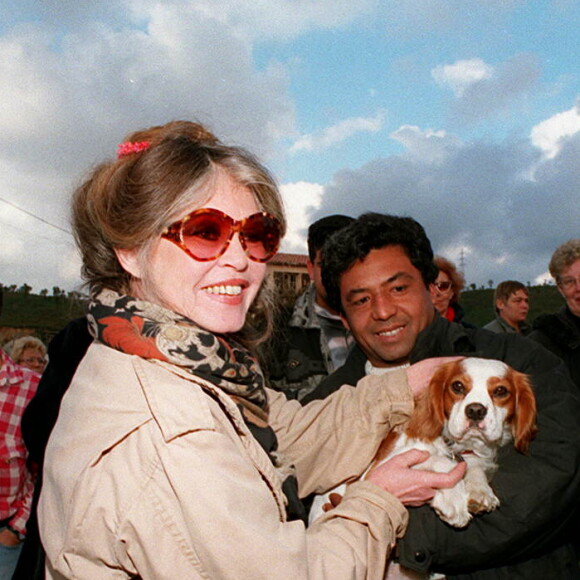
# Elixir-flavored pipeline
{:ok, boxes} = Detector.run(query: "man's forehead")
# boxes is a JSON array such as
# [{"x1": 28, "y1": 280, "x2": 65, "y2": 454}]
[
  {"x1": 509, "y1": 290, "x2": 528, "y2": 299},
  {"x1": 345, "y1": 245, "x2": 415, "y2": 273}
]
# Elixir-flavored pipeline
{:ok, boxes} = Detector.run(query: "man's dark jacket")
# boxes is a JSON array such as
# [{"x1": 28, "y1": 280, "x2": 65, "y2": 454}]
[
  {"x1": 530, "y1": 306, "x2": 580, "y2": 389},
  {"x1": 259, "y1": 285, "x2": 333, "y2": 401},
  {"x1": 303, "y1": 316, "x2": 580, "y2": 579}
]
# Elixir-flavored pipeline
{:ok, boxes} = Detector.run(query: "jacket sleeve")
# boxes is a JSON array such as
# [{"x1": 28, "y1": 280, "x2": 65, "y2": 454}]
[
  {"x1": 397, "y1": 339, "x2": 580, "y2": 575},
  {"x1": 268, "y1": 369, "x2": 415, "y2": 496},
  {"x1": 120, "y1": 409, "x2": 409, "y2": 580},
  {"x1": 7, "y1": 461, "x2": 35, "y2": 536}
]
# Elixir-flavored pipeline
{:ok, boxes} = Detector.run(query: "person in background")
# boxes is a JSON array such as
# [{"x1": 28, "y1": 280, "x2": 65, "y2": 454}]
[
  {"x1": 12, "y1": 318, "x2": 92, "y2": 580},
  {"x1": 37, "y1": 121, "x2": 463, "y2": 580},
  {"x1": 429, "y1": 255, "x2": 473, "y2": 327},
  {"x1": 483, "y1": 280, "x2": 531, "y2": 335},
  {"x1": 530, "y1": 239, "x2": 580, "y2": 389},
  {"x1": 8, "y1": 337, "x2": 47, "y2": 375},
  {"x1": 303, "y1": 212, "x2": 580, "y2": 578},
  {"x1": 0, "y1": 289, "x2": 40, "y2": 579},
  {"x1": 262, "y1": 214, "x2": 355, "y2": 400}
]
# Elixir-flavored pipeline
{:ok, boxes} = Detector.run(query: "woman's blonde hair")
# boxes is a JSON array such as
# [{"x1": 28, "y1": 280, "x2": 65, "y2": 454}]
[
  {"x1": 549, "y1": 239, "x2": 580, "y2": 282},
  {"x1": 72, "y1": 120, "x2": 286, "y2": 345},
  {"x1": 9, "y1": 336, "x2": 47, "y2": 363}
]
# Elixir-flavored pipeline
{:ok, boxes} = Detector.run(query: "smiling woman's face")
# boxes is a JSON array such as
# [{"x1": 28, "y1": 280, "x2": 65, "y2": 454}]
[
  {"x1": 117, "y1": 171, "x2": 267, "y2": 334},
  {"x1": 429, "y1": 270, "x2": 453, "y2": 317},
  {"x1": 17, "y1": 347, "x2": 47, "y2": 373}
]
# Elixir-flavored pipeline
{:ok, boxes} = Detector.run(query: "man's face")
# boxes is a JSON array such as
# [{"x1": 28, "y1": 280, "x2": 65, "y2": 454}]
[
  {"x1": 557, "y1": 259, "x2": 580, "y2": 317},
  {"x1": 307, "y1": 249, "x2": 334, "y2": 312},
  {"x1": 339, "y1": 245, "x2": 435, "y2": 368},
  {"x1": 497, "y1": 289, "x2": 529, "y2": 328}
]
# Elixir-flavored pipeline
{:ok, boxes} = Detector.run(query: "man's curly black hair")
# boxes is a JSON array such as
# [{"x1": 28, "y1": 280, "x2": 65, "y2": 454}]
[{"x1": 321, "y1": 213, "x2": 439, "y2": 314}]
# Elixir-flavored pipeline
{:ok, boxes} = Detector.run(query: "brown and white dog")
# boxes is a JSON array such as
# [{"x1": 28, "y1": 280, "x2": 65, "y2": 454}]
[{"x1": 310, "y1": 357, "x2": 537, "y2": 528}]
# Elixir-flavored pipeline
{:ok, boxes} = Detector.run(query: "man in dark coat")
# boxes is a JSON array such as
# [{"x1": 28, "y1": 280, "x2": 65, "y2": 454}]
[
  {"x1": 261, "y1": 214, "x2": 354, "y2": 400},
  {"x1": 303, "y1": 213, "x2": 580, "y2": 579},
  {"x1": 529, "y1": 238, "x2": 580, "y2": 389}
]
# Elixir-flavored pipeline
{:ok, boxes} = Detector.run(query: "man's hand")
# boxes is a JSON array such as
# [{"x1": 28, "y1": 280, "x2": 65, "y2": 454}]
[
  {"x1": 0, "y1": 527, "x2": 22, "y2": 546},
  {"x1": 406, "y1": 357, "x2": 464, "y2": 398},
  {"x1": 367, "y1": 449, "x2": 466, "y2": 506}
]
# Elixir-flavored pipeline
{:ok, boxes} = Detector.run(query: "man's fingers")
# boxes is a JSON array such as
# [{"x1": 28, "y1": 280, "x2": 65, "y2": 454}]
[
  {"x1": 391, "y1": 448, "x2": 430, "y2": 467},
  {"x1": 425, "y1": 461, "x2": 467, "y2": 488}
]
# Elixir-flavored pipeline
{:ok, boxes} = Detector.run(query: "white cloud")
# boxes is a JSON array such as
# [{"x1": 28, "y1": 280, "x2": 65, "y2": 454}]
[
  {"x1": 437, "y1": 54, "x2": 540, "y2": 124},
  {"x1": 390, "y1": 125, "x2": 462, "y2": 164},
  {"x1": 0, "y1": 26, "x2": 62, "y2": 140},
  {"x1": 279, "y1": 181, "x2": 324, "y2": 253},
  {"x1": 57, "y1": 247, "x2": 84, "y2": 286},
  {"x1": 130, "y1": 0, "x2": 378, "y2": 41},
  {"x1": 0, "y1": 5, "x2": 300, "y2": 291},
  {"x1": 316, "y1": 125, "x2": 579, "y2": 287},
  {"x1": 432, "y1": 58, "x2": 494, "y2": 97},
  {"x1": 291, "y1": 110, "x2": 386, "y2": 153},
  {"x1": 530, "y1": 101, "x2": 580, "y2": 159},
  {"x1": 535, "y1": 271, "x2": 554, "y2": 285}
]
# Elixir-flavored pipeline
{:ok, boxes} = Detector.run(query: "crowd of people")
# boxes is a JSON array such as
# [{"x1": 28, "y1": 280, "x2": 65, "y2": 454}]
[{"x1": 1, "y1": 119, "x2": 579, "y2": 579}]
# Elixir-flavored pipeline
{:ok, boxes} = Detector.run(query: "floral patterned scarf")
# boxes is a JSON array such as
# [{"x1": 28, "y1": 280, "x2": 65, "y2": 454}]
[
  {"x1": 87, "y1": 289, "x2": 306, "y2": 522},
  {"x1": 87, "y1": 288, "x2": 268, "y2": 411}
]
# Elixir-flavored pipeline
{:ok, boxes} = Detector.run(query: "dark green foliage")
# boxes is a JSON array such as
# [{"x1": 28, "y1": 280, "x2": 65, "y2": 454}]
[
  {"x1": 0, "y1": 283, "x2": 565, "y2": 342},
  {"x1": 1, "y1": 287, "x2": 86, "y2": 343}
]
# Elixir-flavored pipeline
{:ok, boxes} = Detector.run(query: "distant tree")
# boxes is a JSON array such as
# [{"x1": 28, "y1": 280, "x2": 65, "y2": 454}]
[
  {"x1": 487, "y1": 279, "x2": 493, "y2": 289},
  {"x1": 469, "y1": 283, "x2": 477, "y2": 291},
  {"x1": 18, "y1": 283, "x2": 32, "y2": 295},
  {"x1": 40, "y1": 288, "x2": 48, "y2": 296},
  {"x1": 52, "y1": 286, "x2": 62, "y2": 297},
  {"x1": 6, "y1": 284, "x2": 17, "y2": 293}
]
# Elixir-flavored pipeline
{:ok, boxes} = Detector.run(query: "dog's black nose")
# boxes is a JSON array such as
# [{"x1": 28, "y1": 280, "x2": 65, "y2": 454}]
[{"x1": 465, "y1": 403, "x2": 487, "y2": 421}]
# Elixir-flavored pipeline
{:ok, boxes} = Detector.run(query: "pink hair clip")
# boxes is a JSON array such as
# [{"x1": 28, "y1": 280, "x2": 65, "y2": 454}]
[{"x1": 117, "y1": 141, "x2": 151, "y2": 159}]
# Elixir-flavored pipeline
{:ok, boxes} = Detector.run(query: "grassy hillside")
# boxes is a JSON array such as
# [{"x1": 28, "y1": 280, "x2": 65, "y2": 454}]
[
  {"x1": 1, "y1": 283, "x2": 565, "y2": 344},
  {"x1": 1, "y1": 289, "x2": 86, "y2": 343}
]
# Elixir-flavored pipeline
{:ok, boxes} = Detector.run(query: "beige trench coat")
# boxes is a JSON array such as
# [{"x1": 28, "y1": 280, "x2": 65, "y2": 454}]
[{"x1": 39, "y1": 343, "x2": 413, "y2": 579}]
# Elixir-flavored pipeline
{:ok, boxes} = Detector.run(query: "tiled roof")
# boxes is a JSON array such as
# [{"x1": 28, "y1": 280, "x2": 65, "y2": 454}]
[{"x1": 269, "y1": 252, "x2": 308, "y2": 267}]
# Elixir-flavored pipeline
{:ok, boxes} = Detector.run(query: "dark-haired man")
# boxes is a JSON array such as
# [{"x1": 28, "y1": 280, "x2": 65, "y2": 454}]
[
  {"x1": 304, "y1": 213, "x2": 580, "y2": 579},
  {"x1": 262, "y1": 214, "x2": 354, "y2": 400}
]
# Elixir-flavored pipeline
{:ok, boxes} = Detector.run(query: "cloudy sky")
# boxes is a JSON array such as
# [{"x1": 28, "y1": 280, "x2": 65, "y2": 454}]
[{"x1": 1, "y1": 0, "x2": 579, "y2": 294}]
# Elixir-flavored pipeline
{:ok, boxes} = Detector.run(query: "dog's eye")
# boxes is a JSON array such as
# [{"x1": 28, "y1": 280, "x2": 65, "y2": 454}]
[
  {"x1": 492, "y1": 385, "x2": 509, "y2": 398},
  {"x1": 451, "y1": 380, "x2": 465, "y2": 395}
]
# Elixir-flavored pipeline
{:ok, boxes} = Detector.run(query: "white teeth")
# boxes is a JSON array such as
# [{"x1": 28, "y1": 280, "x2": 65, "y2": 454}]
[
  {"x1": 203, "y1": 285, "x2": 242, "y2": 295},
  {"x1": 378, "y1": 328, "x2": 402, "y2": 337}
]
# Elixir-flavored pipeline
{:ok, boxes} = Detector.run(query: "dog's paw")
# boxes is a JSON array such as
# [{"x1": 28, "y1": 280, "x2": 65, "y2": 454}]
[
  {"x1": 431, "y1": 485, "x2": 472, "y2": 528},
  {"x1": 466, "y1": 482, "x2": 500, "y2": 514}
]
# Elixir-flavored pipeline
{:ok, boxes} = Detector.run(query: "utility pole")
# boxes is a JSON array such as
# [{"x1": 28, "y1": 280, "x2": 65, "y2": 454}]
[{"x1": 459, "y1": 248, "x2": 466, "y2": 276}]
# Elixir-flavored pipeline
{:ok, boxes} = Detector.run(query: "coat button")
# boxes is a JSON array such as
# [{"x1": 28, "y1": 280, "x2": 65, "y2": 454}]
[{"x1": 414, "y1": 551, "x2": 427, "y2": 563}]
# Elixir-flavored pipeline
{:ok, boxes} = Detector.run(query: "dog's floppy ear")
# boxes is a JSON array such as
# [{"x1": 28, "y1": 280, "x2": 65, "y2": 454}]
[
  {"x1": 510, "y1": 369, "x2": 537, "y2": 453},
  {"x1": 406, "y1": 362, "x2": 454, "y2": 441}
]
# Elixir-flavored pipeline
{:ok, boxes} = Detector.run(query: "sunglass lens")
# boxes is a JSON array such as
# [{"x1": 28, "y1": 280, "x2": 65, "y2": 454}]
[
  {"x1": 242, "y1": 214, "x2": 281, "y2": 261},
  {"x1": 181, "y1": 213, "x2": 231, "y2": 260}
]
